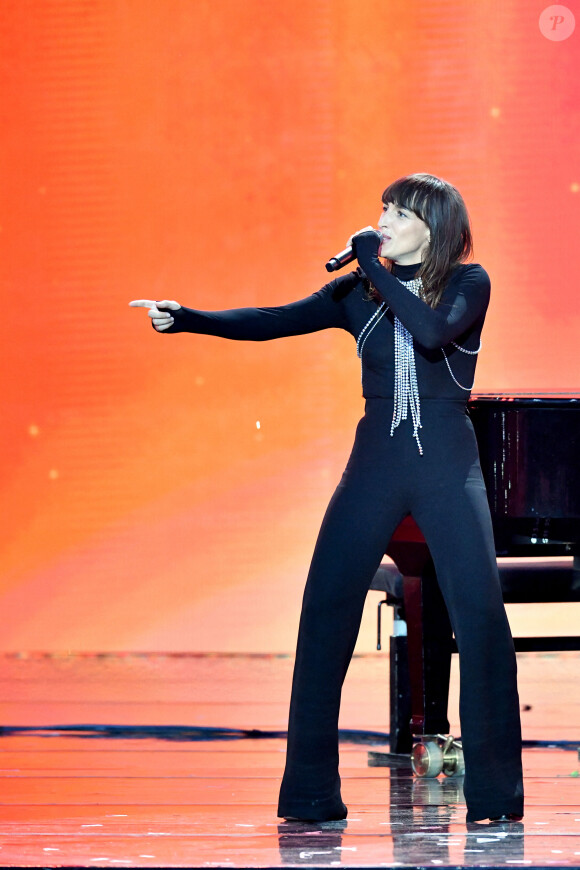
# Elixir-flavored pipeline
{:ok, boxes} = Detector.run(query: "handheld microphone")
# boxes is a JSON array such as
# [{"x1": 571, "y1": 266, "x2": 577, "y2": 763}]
[
  {"x1": 325, "y1": 230, "x2": 383, "y2": 272},
  {"x1": 325, "y1": 246, "x2": 355, "y2": 273}
]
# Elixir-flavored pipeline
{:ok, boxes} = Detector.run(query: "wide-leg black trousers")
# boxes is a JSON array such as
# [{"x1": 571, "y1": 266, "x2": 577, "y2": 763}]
[{"x1": 277, "y1": 398, "x2": 524, "y2": 823}]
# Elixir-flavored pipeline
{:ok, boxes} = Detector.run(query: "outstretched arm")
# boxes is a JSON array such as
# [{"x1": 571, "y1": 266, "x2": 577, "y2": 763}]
[
  {"x1": 352, "y1": 231, "x2": 490, "y2": 349},
  {"x1": 129, "y1": 275, "x2": 355, "y2": 341}
]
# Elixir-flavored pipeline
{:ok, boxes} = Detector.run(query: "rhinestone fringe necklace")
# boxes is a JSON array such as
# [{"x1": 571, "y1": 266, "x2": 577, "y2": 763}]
[
  {"x1": 390, "y1": 276, "x2": 424, "y2": 454},
  {"x1": 356, "y1": 275, "x2": 481, "y2": 456}
]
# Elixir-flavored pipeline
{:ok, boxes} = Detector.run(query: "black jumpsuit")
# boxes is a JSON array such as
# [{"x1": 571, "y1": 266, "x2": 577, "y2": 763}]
[{"x1": 159, "y1": 256, "x2": 524, "y2": 824}]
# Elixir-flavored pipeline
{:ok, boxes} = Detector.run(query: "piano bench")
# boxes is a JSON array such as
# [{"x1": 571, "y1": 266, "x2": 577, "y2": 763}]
[
  {"x1": 368, "y1": 562, "x2": 404, "y2": 651},
  {"x1": 370, "y1": 557, "x2": 580, "y2": 642},
  {"x1": 369, "y1": 557, "x2": 580, "y2": 753}
]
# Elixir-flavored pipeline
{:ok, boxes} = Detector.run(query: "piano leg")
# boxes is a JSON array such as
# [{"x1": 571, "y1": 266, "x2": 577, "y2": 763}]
[
  {"x1": 389, "y1": 631, "x2": 412, "y2": 754},
  {"x1": 386, "y1": 556, "x2": 453, "y2": 753},
  {"x1": 402, "y1": 574, "x2": 427, "y2": 734},
  {"x1": 421, "y1": 559, "x2": 453, "y2": 735}
]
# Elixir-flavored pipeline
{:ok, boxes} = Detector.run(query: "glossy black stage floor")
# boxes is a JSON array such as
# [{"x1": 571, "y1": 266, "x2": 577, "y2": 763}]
[{"x1": 0, "y1": 652, "x2": 578, "y2": 868}]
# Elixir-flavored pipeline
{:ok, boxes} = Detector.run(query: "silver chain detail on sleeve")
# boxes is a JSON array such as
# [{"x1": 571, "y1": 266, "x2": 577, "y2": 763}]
[{"x1": 441, "y1": 339, "x2": 482, "y2": 391}]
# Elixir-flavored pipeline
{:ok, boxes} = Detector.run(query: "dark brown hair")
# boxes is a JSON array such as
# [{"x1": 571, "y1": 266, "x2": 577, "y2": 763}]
[{"x1": 381, "y1": 173, "x2": 473, "y2": 308}]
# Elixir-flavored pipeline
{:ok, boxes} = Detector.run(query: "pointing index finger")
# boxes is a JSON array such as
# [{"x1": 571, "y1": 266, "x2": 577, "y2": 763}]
[{"x1": 129, "y1": 300, "x2": 158, "y2": 308}]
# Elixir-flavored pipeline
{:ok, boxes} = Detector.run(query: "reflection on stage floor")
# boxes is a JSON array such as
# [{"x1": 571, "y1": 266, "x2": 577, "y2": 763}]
[{"x1": 0, "y1": 652, "x2": 578, "y2": 868}]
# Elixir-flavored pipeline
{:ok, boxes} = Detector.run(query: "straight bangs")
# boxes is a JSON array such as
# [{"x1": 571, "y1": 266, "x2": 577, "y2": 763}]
[{"x1": 381, "y1": 177, "x2": 432, "y2": 225}]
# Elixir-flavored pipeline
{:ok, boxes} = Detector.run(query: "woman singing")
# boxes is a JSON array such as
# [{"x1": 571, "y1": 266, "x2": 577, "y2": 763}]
[{"x1": 130, "y1": 173, "x2": 524, "y2": 824}]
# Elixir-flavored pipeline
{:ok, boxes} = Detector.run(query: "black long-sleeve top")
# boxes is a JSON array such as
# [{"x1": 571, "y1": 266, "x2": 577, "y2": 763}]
[{"x1": 158, "y1": 259, "x2": 491, "y2": 401}]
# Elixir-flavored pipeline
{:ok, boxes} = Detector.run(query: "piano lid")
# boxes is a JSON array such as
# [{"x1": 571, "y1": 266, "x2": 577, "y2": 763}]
[{"x1": 471, "y1": 391, "x2": 580, "y2": 405}]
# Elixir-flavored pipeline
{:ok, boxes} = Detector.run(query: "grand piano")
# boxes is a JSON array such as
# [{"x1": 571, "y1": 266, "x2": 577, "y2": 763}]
[{"x1": 369, "y1": 393, "x2": 580, "y2": 766}]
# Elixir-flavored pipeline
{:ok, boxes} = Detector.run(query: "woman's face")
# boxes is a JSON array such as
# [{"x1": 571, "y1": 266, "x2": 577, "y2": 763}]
[{"x1": 377, "y1": 201, "x2": 430, "y2": 265}]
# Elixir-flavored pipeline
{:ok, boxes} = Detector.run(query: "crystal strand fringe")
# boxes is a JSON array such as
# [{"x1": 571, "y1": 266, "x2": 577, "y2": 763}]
[
  {"x1": 354, "y1": 276, "x2": 481, "y2": 454},
  {"x1": 390, "y1": 277, "x2": 424, "y2": 454}
]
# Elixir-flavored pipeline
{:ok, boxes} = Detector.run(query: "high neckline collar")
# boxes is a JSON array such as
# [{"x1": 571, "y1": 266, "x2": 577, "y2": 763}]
[{"x1": 390, "y1": 261, "x2": 422, "y2": 281}]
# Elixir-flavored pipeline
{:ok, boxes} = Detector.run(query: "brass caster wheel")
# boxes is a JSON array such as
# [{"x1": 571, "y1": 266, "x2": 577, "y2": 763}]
[
  {"x1": 442, "y1": 742, "x2": 465, "y2": 777},
  {"x1": 411, "y1": 739, "x2": 444, "y2": 777}
]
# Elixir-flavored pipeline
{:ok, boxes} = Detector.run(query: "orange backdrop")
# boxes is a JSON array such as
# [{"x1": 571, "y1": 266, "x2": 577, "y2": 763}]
[{"x1": 1, "y1": 0, "x2": 578, "y2": 651}]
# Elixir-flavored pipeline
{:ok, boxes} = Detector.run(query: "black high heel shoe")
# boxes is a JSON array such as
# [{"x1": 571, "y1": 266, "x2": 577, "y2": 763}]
[
  {"x1": 280, "y1": 801, "x2": 348, "y2": 823},
  {"x1": 489, "y1": 813, "x2": 523, "y2": 823}
]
